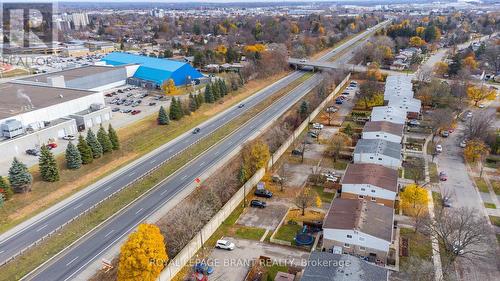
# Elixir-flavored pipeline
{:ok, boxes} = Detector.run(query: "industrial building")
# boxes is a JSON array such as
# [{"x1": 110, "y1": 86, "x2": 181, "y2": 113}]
[{"x1": 101, "y1": 52, "x2": 204, "y2": 88}]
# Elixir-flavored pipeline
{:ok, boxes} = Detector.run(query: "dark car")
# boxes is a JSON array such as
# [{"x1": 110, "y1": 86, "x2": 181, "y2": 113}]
[
  {"x1": 26, "y1": 148, "x2": 40, "y2": 156},
  {"x1": 442, "y1": 196, "x2": 452, "y2": 207},
  {"x1": 250, "y1": 200, "x2": 267, "y2": 208},
  {"x1": 192, "y1": 127, "x2": 201, "y2": 134},
  {"x1": 254, "y1": 189, "x2": 273, "y2": 198},
  {"x1": 105, "y1": 93, "x2": 113, "y2": 97},
  {"x1": 238, "y1": 103, "x2": 245, "y2": 108},
  {"x1": 117, "y1": 89, "x2": 123, "y2": 93},
  {"x1": 112, "y1": 107, "x2": 120, "y2": 112},
  {"x1": 291, "y1": 149, "x2": 303, "y2": 156},
  {"x1": 194, "y1": 263, "x2": 214, "y2": 275},
  {"x1": 335, "y1": 99, "x2": 343, "y2": 105},
  {"x1": 148, "y1": 102, "x2": 157, "y2": 106},
  {"x1": 131, "y1": 110, "x2": 141, "y2": 115}
]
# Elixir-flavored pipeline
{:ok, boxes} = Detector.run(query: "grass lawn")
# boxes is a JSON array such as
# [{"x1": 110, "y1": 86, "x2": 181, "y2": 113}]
[
  {"x1": 403, "y1": 157, "x2": 425, "y2": 182},
  {"x1": 234, "y1": 225, "x2": 266, "y2": 241},
  {"x1": 484, "y1": 202, "x2": 496, "y2": 209},
  {"x1": 274, "y1": 223, "x2": 302, "y2": 243},
  {"x1": 399, "y1": 228, "x2": 433, "y2": 269},
  {"x1": 491, "y1": 180, "x2": 500, "y2": 196},
  {"x1": 0, "y1": 73, "x2": 314, "y2": 281},
  {"x1": 474, "y1": 177, "x2": 489, "y2": 193},
  {"x1": 426, "y1": 141, "x2": 435, "y2": 155},
  {"x1": 331, "y1": 160, "x2": 348, "y2": 170},
  {"x1": 429, "y1": 163, "x2": 439, "y2": 183},
  {"x1": 432, "y1": 191, "x2": 443, "y2": 209},
  {"x1": 489, "y1": 216, "x2": 500, "y2": 227},
  {"x1": 312, "y1": 186, "x2": 336, "y2": 204},
  {"x1": 264, "y1": 264, "x2": 289, "y2": 280}
]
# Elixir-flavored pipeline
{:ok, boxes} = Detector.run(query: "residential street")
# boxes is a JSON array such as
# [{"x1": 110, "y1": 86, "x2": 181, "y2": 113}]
[{"x1": 435, "y1": 123, "x2": 499, "y2": 281}]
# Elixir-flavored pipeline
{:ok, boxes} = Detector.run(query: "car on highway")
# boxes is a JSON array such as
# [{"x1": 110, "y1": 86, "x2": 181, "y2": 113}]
[
  {"x1": 439, "y1": 171, "x2": 448, "y2": 181},
  {"x1": 131, "y1": 110, "x2": 141, "y2": 115},
  {"x1": 441, "y1": 130, "x2": 449, "y2": 137},
  {"x1": 26, "y1": 148, "x2": 40, "y2": 156},
  {"x1": 62, "y1": 135, "x2": 76, "y2": 141},
  {"x1": 215, "y1": 239, "x2": 235, "y2": 250},
  {"x1": 250, "y1": 200, "x2": 267, "y2": 208},
  {"x1": 435, "y1": 144, "x2": 443, "y2": 153},
  {"x1": 192, "y1": 127, "x2": 201, "y2": 134},
  {"x1": 254, "y1": 188, "x2": 273, "y2": 198},
  {"x1": 238, "y1": 103, "x2": 245, "y2": 108}
]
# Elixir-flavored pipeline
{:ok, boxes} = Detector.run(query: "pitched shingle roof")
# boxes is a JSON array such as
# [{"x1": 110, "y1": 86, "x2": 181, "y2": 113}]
[
  {"x1": 363, "y1": 121, "x2": 404, "y2": 137},
  {"x1": 323, "y1": 198, "x2": 393, "y2": 242},
  {"x1": 342, "y1": 163, "x2": 398, "y2": 192},
  {"x1": 354, "y1": 139, "x2": 402, "y2": 160}
]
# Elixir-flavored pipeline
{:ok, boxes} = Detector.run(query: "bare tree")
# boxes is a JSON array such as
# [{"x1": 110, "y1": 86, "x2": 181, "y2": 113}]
[
  {"x1": 428, "y1": 108, "x2": 454, "y2": 142},
  {"x1": 397, "y1": 256, "x2": 436, "y2": 281},
  {"x1": 294, "y1": 186, "x2": 316, "y2": 216},
  {"x1": 483, "y1": 42, "x2": 500, "y2": 73},
  {"x1": 463, "y1": 109, "x2": 495, "y2": 142},
  {"x1": 329, "y1": 133, "x2": 349, "y2": 163},
  {"x1": 358, "y1": 79, "x2": 382, "y2": 109},
  {"x1": 423, "y1": 207, "x2": 492, "y2": 267},
  {"x1": 276, "y1": 163, "x2": 289, "y2": 192},
  {"x1": 416, "y1": 66, "x2": 433, "y2": 82}
]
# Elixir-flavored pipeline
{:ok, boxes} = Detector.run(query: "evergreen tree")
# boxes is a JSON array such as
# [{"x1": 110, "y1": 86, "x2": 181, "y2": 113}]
[
  {"x1": 39, "y1": 145, "x2": 60, "y2": 182},
  {"x1": 86, "y1": 129, "x2": 103, "y2": 159},
  {"x1": 169, "y1": 98, "x2": 178, "y2": 120},
  {"x1": 219, "y1": 79, "x2": 228, "y2": 96},
  {"x1": 77, "y1": 135, "x2": 93, "y2": 164},
  {"x1": 204, "y1": 83, "x2": 214, "y2": 103},
  {"x1": 0, "y1": 176, "x2": 13, "y2": 200},
  {"x1": 157, "y1": 105, "x2": 170, "y2": 125},
  {"x1": 8, "y1": 157, "x2": 32, "y2": 193},
  {"x1": 189, "y1": 94, "x2": 197, "y2": 112},
  {"x1": 212, "y1": 82, "x2": 221, "y2": 100},
  {"x1": 176, "y1": 98, "x2": 186, "y2": 119},
  {"x1": 196, "y1": 93, "x2": 204, "y2": 108},
  {"x1": 97, "y1": 125, "x2": 113, "y2": 153},
  {"x1": 299, "y1": 100, "x2": 310, "y2": 120},
  {"x1": 65, "y1": 142, "x2": 82, "y2": 169},
  {"x1": 108, "y1": 124, "x2": 120, "y2": 150}
]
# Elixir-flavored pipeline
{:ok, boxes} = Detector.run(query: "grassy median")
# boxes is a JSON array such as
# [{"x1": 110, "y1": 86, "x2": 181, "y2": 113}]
[
  {"x1": 0, "y1": 73, "x2": 312, "y2": 281},
  {"x1": 0, "y1": 72, "x2": 293, "y2": 234}
]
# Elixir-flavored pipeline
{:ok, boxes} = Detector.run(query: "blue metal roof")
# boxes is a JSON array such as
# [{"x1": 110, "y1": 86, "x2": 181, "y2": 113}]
[{"x1": 101, "y1": 52, "x2": 203, "y2": 86}]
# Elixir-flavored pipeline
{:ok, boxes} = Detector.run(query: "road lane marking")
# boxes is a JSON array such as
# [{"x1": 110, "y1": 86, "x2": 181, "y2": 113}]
[
  {"x1": 66, "y1": 256, "x2": 79, "y2": 266},
  {"x1": 135, "y1": 208, "x2": 143, "y2": 215},
  {"x1": 181, "y1": 175, "x2": 187, "y2": 180},
  {"x1": 36, "y1": 224, "x2": 48, "y2": 232},
  {"x1": 103, "y1": 186, "x2": 112, "y2": 192},
  {"x1": 161, "y1": 189, "x2": 169, "y2": 196},
  {"x1": 0, "y1": 250, "x2": 4, "y2": 254},
  {"x1": 73, "y1": 203, "x2": 83, "y2": 210},
  {"x1": 149, "y1": 159, "x2": 156, "y2": 164},
  {"x1": 104, "y1": 230, "x2": 115, "y2": 238},
  {"x1": 199, "y1": 162, "x2": 205, "y2": 167}
]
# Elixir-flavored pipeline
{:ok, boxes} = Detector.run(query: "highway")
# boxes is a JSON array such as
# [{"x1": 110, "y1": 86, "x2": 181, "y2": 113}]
[{"x1": 1, "y1": 20, "x2": 389, "y2": 280}]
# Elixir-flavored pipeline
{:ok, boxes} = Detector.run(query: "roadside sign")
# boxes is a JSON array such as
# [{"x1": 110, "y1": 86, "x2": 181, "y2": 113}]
[{"x1": 102, "y1": 258, "x2": 113, "y2": 272}]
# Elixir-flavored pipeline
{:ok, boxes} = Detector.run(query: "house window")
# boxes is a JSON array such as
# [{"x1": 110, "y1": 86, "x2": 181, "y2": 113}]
[
  {"x1": 376, "y1": 134, "x2": 380, "y2": 137},
  {"x1": 358, "y1": 195, "x2": 364, "y2": 199},
  {"x1": 360, "y1": 246, "x2": 366, "y2": 251},
  {"x1": 347, "y1": 235, "x2": 352, "y2": 239},
  {"x1": 359, "y1": 237, "x2": 365, "y2": 242},
  {"x1": 371, "y1": 197, "x2": 377, "y2": 202},
  {"x1": 344, "y1": 243, "x2": 350, "y2": 248},
  {"x1": 361, "y1": 187, "x2": 366, "y2": 191},
  {"x1": 371, "y1": 190, "x2": 376, "y2": 193},
  {"x1": 378, "y1": 158, "x2": 382, "y2": 161}
]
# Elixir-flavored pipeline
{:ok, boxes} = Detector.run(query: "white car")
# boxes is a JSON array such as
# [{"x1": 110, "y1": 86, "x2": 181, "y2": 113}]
[
  {"x1": 466, "y1": 112, "x2": 473, "y2": 118},
  {"x1": 435, "y1": 144, "x2": 443, "y2": 153},
  {"x1": 459, "y1": 140, "x2": 467, "y2": 148},
  {"x1": 325, "y1": 176, "x2": 338, "y2": 183},
  {"x1": 478, "y1": 104, "x2": 485, "y2": 108},
  {"x1": 216, "y1": 239, "x2": 235, "y2": 251},
  {"x1": 312, "y1": 123, "x2": 324, "y2": 129}
]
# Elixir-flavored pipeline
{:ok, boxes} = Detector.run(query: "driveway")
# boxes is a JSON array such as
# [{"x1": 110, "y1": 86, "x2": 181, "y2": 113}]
[
  {"x1": 436, "y1": 123, "x2": 500, "y2": 281},
  {"x1": 206, "y1": 238, "x2": 310, "y2": 281},
  {"x1": 237, "y1": 201, "x2": 289, "y2": 230}
]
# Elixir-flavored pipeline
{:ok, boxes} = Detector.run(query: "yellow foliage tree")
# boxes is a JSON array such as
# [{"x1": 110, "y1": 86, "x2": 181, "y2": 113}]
[
  {"x1": 316, "y1": 195, "x2": 322, "y2": 208},
  {"x1": 162, "y1": 79, "x2": 177, "y2": 95},
  {"x1": 464, "y1": 139, "x2": 490, "y2": 163},
  {"x1": 400, "y1": 184, "x2": 429, "y2": 211},
  {"x1": 463, "y1": 55, "x2": 478, "y2": 70},
  {"x1": 366, "y1": 64, "x2": 384, "y2": 82},
  {"x1": 433, "y1": 61, "x2": 449, "y2": 76},
  {"x1": 409, "y1": 36, "x2": 426, "y2": 47},
  {"x1": 290, "y1": 23, "x2": 300, "y2": 34},
  {"x1": 467, "y1": 85, "x2": 497, "y2": 106},
  {"x1": 244, "y1": 44, "x2": 266, "y2": 53},
  {"x1": 118, "y1": 224, "x2": 168, "y2": 281},
  {"x1": 241, "y1": 138, "x2": 270, "y2": 176},
  {"x1": 416, "y1": 26, "x2": 425, "y2": 36}
]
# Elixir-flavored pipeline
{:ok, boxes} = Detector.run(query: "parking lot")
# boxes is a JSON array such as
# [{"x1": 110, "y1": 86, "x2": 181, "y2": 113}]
[
  {"x1": 237, "y1": 201, "x2": 289, "y2": 230},
  {"x1": 206, "y1": 237, "x2": 309, "y2": 281}
]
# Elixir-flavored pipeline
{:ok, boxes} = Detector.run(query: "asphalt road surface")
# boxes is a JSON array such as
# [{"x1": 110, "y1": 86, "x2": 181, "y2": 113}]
[{"x1": 2, "y1": 21, "x2": 388, "y2": 280}]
